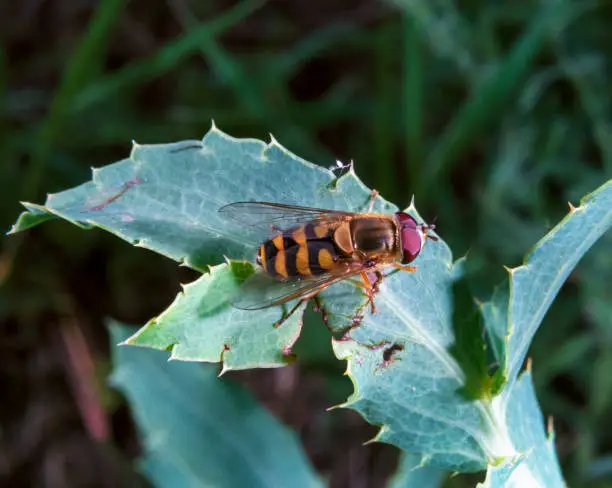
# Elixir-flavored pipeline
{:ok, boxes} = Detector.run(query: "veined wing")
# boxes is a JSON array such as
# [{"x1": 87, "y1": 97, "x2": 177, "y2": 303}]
[
  {"x1": 232, "y1": 260, "x2": 370, "y2": 310},
  {"x1": 219, "y1": 201, "x2": 355, "y2": 234}
]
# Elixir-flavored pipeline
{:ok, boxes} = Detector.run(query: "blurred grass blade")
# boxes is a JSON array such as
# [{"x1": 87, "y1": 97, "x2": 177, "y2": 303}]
[
  {"x1": 168, "y1": 0, "x2": 331, "y2": 162},
  {"x1": 402, "y1": 14, "x2": 423, "y2": 185},
  {"x1": 390, "y1": 0, "x2": 476, "y2": 76},
  {"x1": 73, "y1": 0, "x2": 265, "y2": 112},
  {"x1": 110, "y1": 322, "x2": 324, "y2": 488},
  {"x1": 424, "y1": 1, "x2": 586, "y2": 190},
  {"x1": 374, "y1": 22, "x2": 398, "y2": 200},
  {"x1": 26, "y1": 0, "x2": 126, "y2": 200}
]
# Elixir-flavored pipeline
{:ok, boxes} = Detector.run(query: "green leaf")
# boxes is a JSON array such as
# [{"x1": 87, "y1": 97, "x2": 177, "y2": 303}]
[
  {"x1": 8, "y1": 125, "x2": 394, "y2": 369},
  {"x1": 109, "y1": 322, "x2": 323, "y2": 488},
  {"x1": 330, "y1": 226, "x2": 513, "y2": 472},
  {"x1": 9, "y1": 203, "x2": 59, "y2": 232},
  {"x1": 125, "y1": 260, "x2": 305, "y2": 370},
  {"x1": 9, "y1": 123, "x2": 394, "y2": 272},
  {"x1": 388, "y1": 452, "x2": 445, "y2": 488},
  {"x1": 478, "y1": 372, "x2": 565, "y2": 488},
  {"x1": 482, "y1": 180, "x2": 612, "y2": 385}
]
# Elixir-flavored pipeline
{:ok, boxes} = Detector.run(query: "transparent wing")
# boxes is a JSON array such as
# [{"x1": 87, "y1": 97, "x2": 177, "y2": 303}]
[
  {"x1": 219, "y1": 201, "x2": 355, "y2": 234},
  {"x1": 232, "y1": 261, "x2": 369, "y2": 310}
]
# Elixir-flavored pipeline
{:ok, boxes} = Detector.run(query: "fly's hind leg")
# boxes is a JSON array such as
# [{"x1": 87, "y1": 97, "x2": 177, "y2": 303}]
[
  {"x1": 357, "y1": 271, "x2": 381, "y2": 314},
  {"x1": 274, "y1": 299, "x2": 307, "y2": 328},
  {"x1": 274, "y1": 285, "x2": 328, "y2": 328}
]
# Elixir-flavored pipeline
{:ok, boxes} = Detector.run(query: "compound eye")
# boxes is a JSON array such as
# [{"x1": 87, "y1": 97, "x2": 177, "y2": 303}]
[{"x1": 401, "y1": 227, "x2": 422, "y2": 263}]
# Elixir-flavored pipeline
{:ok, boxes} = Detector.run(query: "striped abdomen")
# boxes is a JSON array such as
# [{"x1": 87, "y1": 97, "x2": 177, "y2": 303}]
[{"x1": 256, "y1": 222, "x2": 343, "y2": 280}]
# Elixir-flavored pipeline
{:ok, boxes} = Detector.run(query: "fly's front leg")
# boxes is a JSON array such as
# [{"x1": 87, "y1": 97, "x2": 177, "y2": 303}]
[{"x1": 393, "y1": 263, "x2": 417, "y2": 273}]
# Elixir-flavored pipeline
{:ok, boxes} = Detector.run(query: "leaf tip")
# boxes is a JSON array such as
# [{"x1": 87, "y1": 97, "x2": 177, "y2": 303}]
[
  {"x1": 268, "y1": 133, "x2": 279, "y2": 146},
  {"x1": 327, "y1": 398, "x2": 354, "y2": 411},
  {"x1": 210, "y1": 119, "x2": 217, "y2": 130},
  {"x1": 218, "y1": 364, "x2": 231, "y2": 377},
  {"x1": 503, "y1": 265, "x2": 517, "y2": 275},
  {"x1": 363, "y1": 425, "x2": 388, "y2": 446}
]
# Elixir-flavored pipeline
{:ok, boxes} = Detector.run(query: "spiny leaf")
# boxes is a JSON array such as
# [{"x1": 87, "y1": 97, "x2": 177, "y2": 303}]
[
  {"x1": 478, "y1": 372, "x2": 566, "y2": 488},
  {"x1": 125, "y1": 261, "x2": 305, "y2": 371},
  {"x1": 109, "y1": 322, "x2": 323, "y2": 488},
  {"x1": 9, "y1": 125, "x2": 394, "y2": 369},
  {"x1": 482, "y1": 180, "x2": 612, "y2": 386},
  {"x1": 329, "y1": 181, "x2": 609, "y2": 473},
  {"x1": 330, "y1": 224, "x2": 511, "y2": 472},
  {"x1": 9, "y1": 123, "x2": 393, "y2": 272}
]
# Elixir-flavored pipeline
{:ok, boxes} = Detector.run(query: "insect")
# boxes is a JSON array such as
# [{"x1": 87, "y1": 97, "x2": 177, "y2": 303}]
[{"x1": 219, "y1": 193, "x2": 437, "y2": 327}]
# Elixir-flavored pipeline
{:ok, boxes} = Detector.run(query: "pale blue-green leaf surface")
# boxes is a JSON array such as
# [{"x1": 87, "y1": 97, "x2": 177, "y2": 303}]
[
  {"x1": 331, "y1": 223, "x2": 509, "y2": 472},
  {"x1": 481, "y1": 179, "x2": 612, "y2": 384},
  {"x1": 9, "y1": 124, "x2": 394, "y2": 271},
  {"x1": 9, "y1": 125, "x2": 393, "y2": 368},
  {"x1": 478, "y1": 372, "x2": 566, "y2": 488},
  {"x1": 109, "y1": 322, "x2": 323, "y2": 488},
  {"x1": 125, "y1": 260, "x2": 306, "y2": 370}
]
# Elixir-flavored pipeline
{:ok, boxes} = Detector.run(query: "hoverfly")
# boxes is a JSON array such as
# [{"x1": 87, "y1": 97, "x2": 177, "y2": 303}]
[{"x1": 219, "y1": 193, "x2": 437, "y2": 327}]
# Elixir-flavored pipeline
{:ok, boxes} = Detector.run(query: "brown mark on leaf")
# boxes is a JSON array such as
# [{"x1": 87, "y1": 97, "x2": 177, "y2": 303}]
[
  {"x1": 367, "y1": 342, "x2": 404, "y2": 372},
  {"x1": 382, "y1": 343, "x2": 404, "y2": 364},
  {"x1": 87, "y1": 177, "x2": 142, "y2": 212},
  {"x1": 281, "y1": 344, "x2": 297, "y2": 364},
  {"x1": 338, "y1": 312, "x2": 365, "y2": 341}
]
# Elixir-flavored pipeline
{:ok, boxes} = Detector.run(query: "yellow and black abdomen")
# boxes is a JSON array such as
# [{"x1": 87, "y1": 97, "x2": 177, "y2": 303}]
[{"x1": 256, "y1": 222, "x2": 342, "y2": 280}]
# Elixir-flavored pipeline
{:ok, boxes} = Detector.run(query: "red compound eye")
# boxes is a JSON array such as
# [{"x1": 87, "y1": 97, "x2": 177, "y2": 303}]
[{"x1": 395, "y1": 212, "x2": 423, "y2": 264}]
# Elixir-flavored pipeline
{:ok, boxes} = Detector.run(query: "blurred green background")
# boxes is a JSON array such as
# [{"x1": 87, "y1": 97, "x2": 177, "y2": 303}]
[{"x1": 1, "y1": 0, "x2": 611, "y2": 486}]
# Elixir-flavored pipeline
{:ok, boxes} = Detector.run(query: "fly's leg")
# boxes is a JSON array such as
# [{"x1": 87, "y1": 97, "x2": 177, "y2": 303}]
[
  {"x1": 358, "y1": 272, "x2": 378, "y2": 314},
  {"x1": 274, "y1": 300, "x2": 307, "y2": 328},
  {"x1": 393, "y1": 263, "x2": 417, "y2": 273},
  {"x1": 365, "y1": 189, "x2": 379, "y2": 213},
  {"x1": 273, "y1": 285, "x2": 328, "y2": 328}
]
